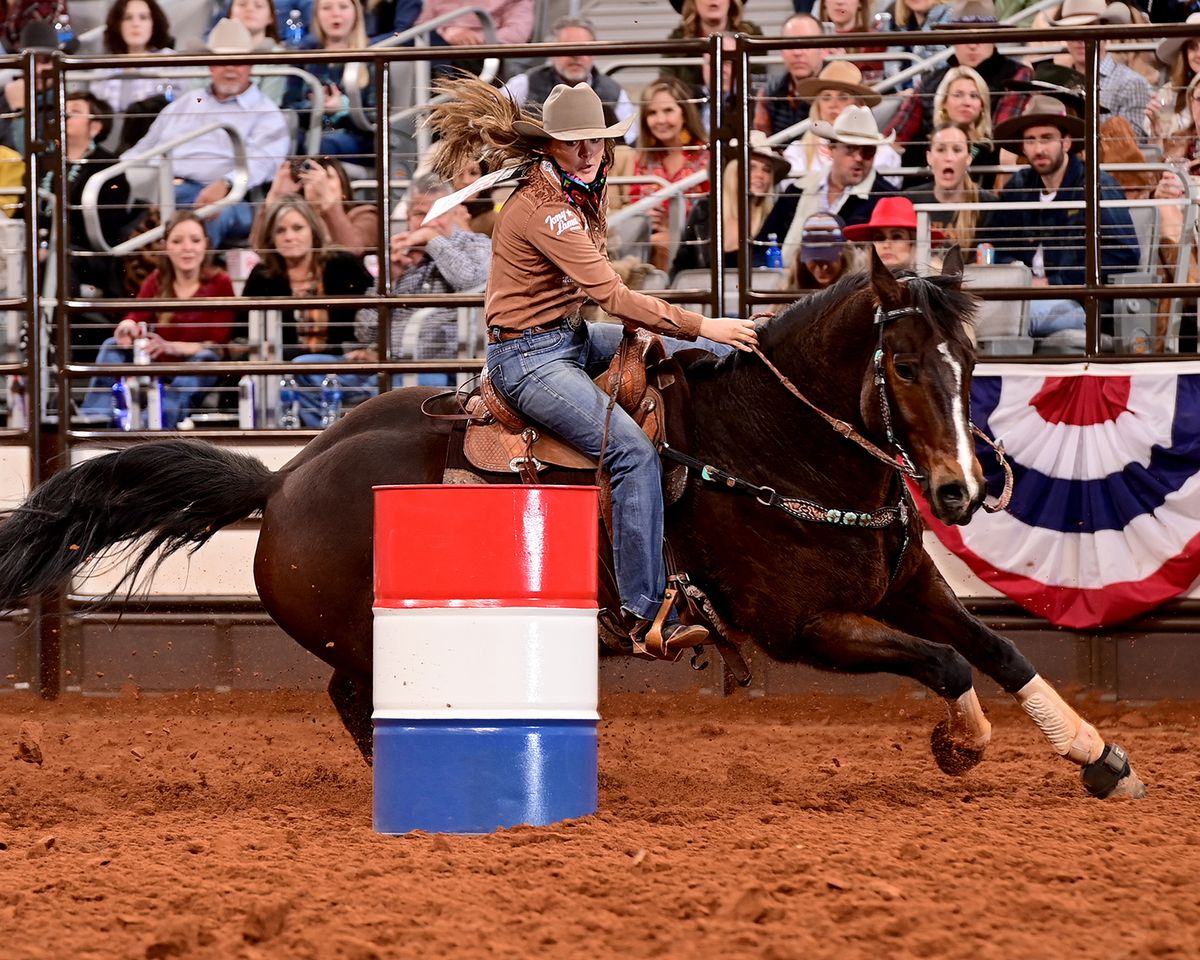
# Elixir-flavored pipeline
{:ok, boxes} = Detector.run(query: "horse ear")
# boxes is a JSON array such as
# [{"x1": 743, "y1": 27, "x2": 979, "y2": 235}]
[
  {"x1": 869, "y1": 244, "x2": 905, "y2": 309},
  {"x1": 941, "y1": 245, "x2": 964, "y2": 282}
]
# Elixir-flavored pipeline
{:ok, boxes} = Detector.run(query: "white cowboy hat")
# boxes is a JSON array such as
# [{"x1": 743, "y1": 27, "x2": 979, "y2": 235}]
[
  {"x1": 811, "y1": 105, "x2": 896, "y2": 146},
  {"x1": 1156, "y1": 12, "x2": 1200, "y2": 64},
  {"x1": 1050, "y1": 0, "x2": 1132, "y2": 26},
  {"x1": 202, "y1": 18, "x2": 262, "y2": 54},
  {"x1": 734, "y1": 130, "x2": 791, "y2": 182},
  {"x1": 512, "y1": 83, "x2": 634, "y2": 141}
]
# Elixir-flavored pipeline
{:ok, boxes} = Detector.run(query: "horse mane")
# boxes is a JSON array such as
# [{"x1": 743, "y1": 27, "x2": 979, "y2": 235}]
[{"x1": 761, "y1": 269, "x2": 978, "y2": 353}]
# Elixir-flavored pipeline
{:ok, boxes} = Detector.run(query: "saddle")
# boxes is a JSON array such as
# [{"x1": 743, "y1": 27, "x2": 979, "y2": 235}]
[{"x1": 462, "y1": 328, "x2": 686, "y2": 497}]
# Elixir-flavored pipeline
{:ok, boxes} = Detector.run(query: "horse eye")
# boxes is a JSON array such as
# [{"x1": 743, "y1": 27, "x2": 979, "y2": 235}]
[{"x1": 891, "y1": 355, "x2": 919, "y2": 382}]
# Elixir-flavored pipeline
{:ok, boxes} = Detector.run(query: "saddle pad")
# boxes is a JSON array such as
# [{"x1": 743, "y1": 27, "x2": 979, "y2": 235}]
[{"x1": 463, "y1": 391, "x2": 664, "y2": 475}]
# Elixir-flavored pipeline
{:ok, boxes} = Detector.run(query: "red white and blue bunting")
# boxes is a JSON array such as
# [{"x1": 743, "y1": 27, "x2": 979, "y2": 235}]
[{"x1": 920, "y1": 362, "x2": 1200, "y2": 629}]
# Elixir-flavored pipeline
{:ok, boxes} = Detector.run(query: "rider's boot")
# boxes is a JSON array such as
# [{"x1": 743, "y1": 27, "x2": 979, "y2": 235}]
[{"x1": 630, "y1": 585, "x2": 709, "y2": 660}]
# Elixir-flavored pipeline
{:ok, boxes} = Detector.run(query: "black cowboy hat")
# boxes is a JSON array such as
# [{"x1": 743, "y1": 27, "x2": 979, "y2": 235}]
[
  {"x1": 10, "y1": 18, "x2": 78, "y2": 55},
  {"x1": 1023, "y1": 62, "x2": 1110, "y2": 123}
]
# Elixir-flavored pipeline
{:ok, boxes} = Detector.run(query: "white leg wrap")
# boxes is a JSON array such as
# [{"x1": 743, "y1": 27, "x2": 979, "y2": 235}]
[
  {"x1": 947, "y1": 688, "x2": 992, "y2": 750},
  {"x1": 1014, "y1": 674, "x2": 1104, "y2": 765}
]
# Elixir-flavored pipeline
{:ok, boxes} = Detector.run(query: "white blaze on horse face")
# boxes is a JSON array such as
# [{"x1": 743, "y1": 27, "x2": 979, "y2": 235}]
[{"x1": 935, "y1": 343, "x2": 981, "y2": 502}]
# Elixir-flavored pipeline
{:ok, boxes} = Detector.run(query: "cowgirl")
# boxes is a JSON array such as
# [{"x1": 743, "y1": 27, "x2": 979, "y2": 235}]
[{"x1": 426, "y1": 77, "x2": 757, "y2": 650}]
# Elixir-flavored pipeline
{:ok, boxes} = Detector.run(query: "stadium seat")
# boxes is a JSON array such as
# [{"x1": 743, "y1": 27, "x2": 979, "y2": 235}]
[{"x1": 961, "y1": 262, "x2": 1033, "y2": 355}]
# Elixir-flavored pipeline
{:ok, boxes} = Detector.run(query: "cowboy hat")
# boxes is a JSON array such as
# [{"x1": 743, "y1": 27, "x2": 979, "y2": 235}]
[
  {"x1": 14, "y1": 18, "x2": 78, "y2": 54},
  {"x1": 799, "y1": 212, "x2": 848, "y2": 262},
  {"x1": 811, "y1": 105, "x2": 896, "y2": 146},
  {"x1": 199, "y1": 18, "x2": 263, "y2": 54},
  {"x1": 734, "y1": 130, "x2": 791, "y2": 182},
  {"x1": 512, "y1": 82, "x2": 634, "y2": 141},
  {"x1": 992, "y1": 93, "x2": 1085, "y2": 143},
  {"x1": 793, "y1": 60, "x2": 881, "y2": 108},
  {"x1": 1049, "y1": 0, "x2": 1132, "y2": 26},
  {"x1": 1156, "y1": 12, "x2": 1200, "y2": 64},
  {"x1": 842, "y1": 197, "x2": 918, "y2": 241},
  {"x1": 933, "y1": 0, "x2": 1012, "y2": 29}
]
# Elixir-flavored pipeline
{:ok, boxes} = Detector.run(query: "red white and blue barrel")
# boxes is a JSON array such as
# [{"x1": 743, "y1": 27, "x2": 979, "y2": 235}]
[{"x1": 372, "y1": 484, "x2": 599, "y2": 834}]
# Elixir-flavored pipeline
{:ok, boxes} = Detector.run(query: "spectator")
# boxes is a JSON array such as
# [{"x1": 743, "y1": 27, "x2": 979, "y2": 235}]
[
  {"x1": 783, "y1": 60, "x2": 903, "y2": 186},
  {"x1": 787, "y1": 211, "x2": 855, "y2": 289},
  {"x1": 55, "y1": 92, "x2": 133, "y2": 304},
  {"x1": 753, "y1": 13, "x2": 827, "y2": 137},
  {"x1": 929, "y1": 64, "x2": 1000, "y2": 186},
  {"x1": 1050, "y1": 0, "x2": 1153, "y2": 139},
  {"x1": 1154, "y1": 73, "x2": 1200, "y2": 350},
  {"x1": 502, "y1": 17, "x2": 636, "y2": 147},
  {"x1": 88, "y1": 0, "x2": 176, "y2": 113},
  {"x1": 353, "y1": 173, "x2": 491, "y2": 393},
  {"x1": 662, "y1": 0, "x2": 761, "y2": 93},
  {"x1": 695, "y1": 31, "x2": 740, "y2": 130},
  {"x1": 122, "y1": 19, "x2": 291, "y2": 250},
  {"x1": 990, "y1": 95, "x2": 1139, "y2": 338},
  {"x1": 0, "y1": 19, "x2": 68, "y2": 153},
  {"x1": 779, "y1": 104, "x2": 901, "y2": 266},
  {"x1": 1146, "y1": 12, "x2": 1200, "y2": 147},
  {"x1": 610, "y1": 76, "x2": 709, "y2": 271},
  {"x1": 240, "y1": 195, "x2": 372, "y2": 360},
  {"x1": 254, "y1": 155, "x2": 378, "y2": 255},
  {"x1": 284, "y1": 0, "x2": 375, "y2": 158},
  {"x1": 364, "y1": 0, "x2": 420, "y2": 40},
  {"x1": 669, "y1": 131, "x2": 796, "y2": 278},
  {"x1": 213, "y1": 0, "x2": 286, "y2": 104},
  {"x1": 907, "y1": 123, "x2": 996, "y2": 261},
  {"x1": 414, "y1": 0, "x2": 535, "y2": 75},
  {"x1": 821, "y1": 0, "x2": 889, "y2": 83},
  {"x1": 885, "y1": 0, "x2": 1030, "y2": 151},
  {"x1": 78, "y1": 212, "x2": 235, "y2": 427},
  {"x1": 843, "y1": 195, "x2": 918, "y2": 270},
  {"x1": 884, "y1": 0, "x2": 953, "y2": 67}
]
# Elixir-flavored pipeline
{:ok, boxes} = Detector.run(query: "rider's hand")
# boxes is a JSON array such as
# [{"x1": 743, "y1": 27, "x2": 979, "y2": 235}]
[{"x1": 699, "y1": 316, "x2": 758, "y2": 352}]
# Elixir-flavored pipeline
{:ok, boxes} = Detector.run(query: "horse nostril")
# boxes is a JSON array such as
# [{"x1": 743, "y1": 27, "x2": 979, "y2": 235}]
[{"x1": 937, "y1": 483, "x2": 967, "y2": 507}]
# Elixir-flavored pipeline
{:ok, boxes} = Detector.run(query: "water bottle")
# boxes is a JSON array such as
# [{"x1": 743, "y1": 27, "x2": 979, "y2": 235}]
[
  {"x1": 278, "y1": 373, "x2": 301, "y2": 429},
  {"x1": 238, "y1": 374, "x2": 257, "y2": 429},
  {"x1": 284, "y1": 8, "x2": 307, "y2": 48},
  {"x1": 133, "y1": 323, "x2": 151, "y2": 366},
  {"x1": 764, "y1": 233, "x2": 784, "y2": 270},
  {"x1": 319, "y1": 373, "x2": 342, "y2": 428},
  {"x1": 160, "y1": 82, "x2": 175, "y2": 104},
  {"x1": 53, "y1": 11, "x2": 75, "y2": 49},
  {"x1": 144, "y1": 377, "x2": 163, "y2": 429},
  {"x1": 112, "y1": 379, "x2": 130, "y2": 431},
  {"x1": 123, "y1": 376, "x2": 143, "y2": 431}
]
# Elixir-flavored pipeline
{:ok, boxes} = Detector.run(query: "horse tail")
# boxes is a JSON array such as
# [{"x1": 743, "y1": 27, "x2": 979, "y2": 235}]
[{"x1": 0, "y1": 439, "x2": 277, "y2": 605}]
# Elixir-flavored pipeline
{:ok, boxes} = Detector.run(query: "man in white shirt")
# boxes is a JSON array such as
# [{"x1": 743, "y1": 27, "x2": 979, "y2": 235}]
[{"x1": 121, "y1": 20, "x2": 291, "y2": 249}]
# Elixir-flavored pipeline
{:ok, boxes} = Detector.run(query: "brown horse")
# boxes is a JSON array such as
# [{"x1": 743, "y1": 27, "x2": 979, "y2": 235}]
[{"x1": 0, "y1": 255, "x2": 1145, "y2": 798}]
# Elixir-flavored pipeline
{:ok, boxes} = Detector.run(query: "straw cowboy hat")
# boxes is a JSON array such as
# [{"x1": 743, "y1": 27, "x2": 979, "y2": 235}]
[
  {"x1": 933, "y1": 0, "x2": 1011, "y2": 29},
  {"x1": 736, "y1": 130, "x2": 791, "y2": 181},
  {"x1": 195, "y1": 17, "x2": 271, "y2": 54},
  {"x1": 1049, "y1": 0, "x2": 1132, "y2": 26},
  {"x1": 811, "y1": 105, "x2": 896, "y2": 146},
  {"x1": 793, "y1": 60, "x2": 881, "y2": 108},
  {"x1": 842, "y1": 197, "x2": 918, "y2": 241},
  {"x1": 512, "y1": 82, "x2": 634, "y2": 140},
  {"x1": 992, "y1": 93, "x2": 1085, "y2": 144},
  {"x1": 1157, "y1": 12, "x2": 1200, "y2": 65}
]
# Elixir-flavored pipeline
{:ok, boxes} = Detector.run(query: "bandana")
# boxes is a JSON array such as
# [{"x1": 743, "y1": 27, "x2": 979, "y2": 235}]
[{"x1": 544, "y1": 156, "x2": 609, "y2": 224}]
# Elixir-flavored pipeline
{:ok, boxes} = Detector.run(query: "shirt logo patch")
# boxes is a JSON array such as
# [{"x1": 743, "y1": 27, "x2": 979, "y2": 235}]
[{"x1": 545, "y1": 210, "x2": 582, "y2": 236}]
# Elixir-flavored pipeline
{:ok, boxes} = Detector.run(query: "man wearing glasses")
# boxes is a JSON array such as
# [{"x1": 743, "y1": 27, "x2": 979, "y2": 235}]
[{"x1": 990, "y1": 96, "x2": 1139, "y2": 341}]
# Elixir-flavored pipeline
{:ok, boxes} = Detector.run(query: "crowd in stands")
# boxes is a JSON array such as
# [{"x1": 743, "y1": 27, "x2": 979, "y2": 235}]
[{"x1": 0, "y1": 0, "x2": 1197, "y2": 429}]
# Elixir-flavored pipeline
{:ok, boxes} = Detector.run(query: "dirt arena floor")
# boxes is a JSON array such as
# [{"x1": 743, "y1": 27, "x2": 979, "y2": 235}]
[{"x1": 1, "y1": 685, "x2": 1198, "y2": 960}]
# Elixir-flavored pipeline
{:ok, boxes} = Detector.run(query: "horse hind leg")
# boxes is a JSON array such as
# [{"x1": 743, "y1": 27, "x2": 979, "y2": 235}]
[
  {"x1": 329, "y1": 670, "x2": 374, "y2": 764},
  {"x1": 799, "y1": 611, "x2": 989, "y2": 777}
]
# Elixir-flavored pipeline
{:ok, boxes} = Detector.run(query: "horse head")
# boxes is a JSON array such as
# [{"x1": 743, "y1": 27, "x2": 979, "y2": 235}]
[{"x1": 864, "y1": 246, "x2": 985, "y2": 525}]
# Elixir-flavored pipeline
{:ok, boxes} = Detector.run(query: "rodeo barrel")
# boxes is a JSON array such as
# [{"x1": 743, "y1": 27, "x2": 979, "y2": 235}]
[{"x1": 372, "y1": 484, "x2": 600, "y2": 834}]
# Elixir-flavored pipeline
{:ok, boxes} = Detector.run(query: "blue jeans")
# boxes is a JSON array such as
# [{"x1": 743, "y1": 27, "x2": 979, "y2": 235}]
[
  {"x1": 292, "y1": 354, "x2": 380, "y2": 427},
  {"x1": 79, "y1": 338, "x2": 220, "y2": 428},
  {"x1": 1029, "y1": 299, "x2": 1086, "y2": 337},
  {"x1": 487, "y1": 323, "x2": 680, "y2": 622},
  {"x1": 174, "y1": 180, "x2": 255, "y2": 250}
]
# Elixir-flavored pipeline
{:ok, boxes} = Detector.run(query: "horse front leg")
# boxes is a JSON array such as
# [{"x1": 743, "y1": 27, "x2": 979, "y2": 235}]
[
  {"x1": 880, "y1": 556, "x2": 1147, "y2": 799},
  {"x1": 798, "y1": 611, "x2": 992, "y2": 774}
]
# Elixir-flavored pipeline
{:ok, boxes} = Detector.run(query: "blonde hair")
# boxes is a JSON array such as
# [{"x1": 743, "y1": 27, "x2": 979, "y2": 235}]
[
  {"x1": 679, "y1": 0, "x2": 750, "y2": 37},
  {"x1": 720, "y1": 158, "x2": 776, "y2": 254},
  {"x1": 933, "y1": 66, "x2": 993, "y2": 144},
  {"x1": 635, "y1": 76, "x2": 708, "y2": 166},
  {"x1": 1169, "y1": 39, "x2": 1200, "y2": 114},
  {"x1": 315, "y1": 0, "x2": 370, "y2": 88}
]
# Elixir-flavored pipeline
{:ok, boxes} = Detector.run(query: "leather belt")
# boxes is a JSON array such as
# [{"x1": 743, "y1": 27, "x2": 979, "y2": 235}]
[{"x1": 487, "y1": 315, "x2": 581, "y2": 345}]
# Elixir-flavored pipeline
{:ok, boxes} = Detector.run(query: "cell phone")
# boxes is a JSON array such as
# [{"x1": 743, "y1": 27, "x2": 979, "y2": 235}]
[{"x1": 290, "y1": 158, "x2": 317, "y2": 179}]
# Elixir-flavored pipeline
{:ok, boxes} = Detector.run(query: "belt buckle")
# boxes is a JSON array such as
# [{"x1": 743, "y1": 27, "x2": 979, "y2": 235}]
[{"x1": 565, "y1": 314, "x2": 583, "y2": 333}]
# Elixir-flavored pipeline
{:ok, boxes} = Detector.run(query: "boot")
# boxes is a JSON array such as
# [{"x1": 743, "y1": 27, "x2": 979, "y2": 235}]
[{"x1": 631, "y1": 617, "x2": 710, "y2": 660}]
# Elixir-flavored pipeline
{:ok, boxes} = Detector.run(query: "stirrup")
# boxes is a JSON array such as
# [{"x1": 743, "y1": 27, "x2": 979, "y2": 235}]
[{"x1": 631, "y1": 585, "x2": 710, "y2": 661}]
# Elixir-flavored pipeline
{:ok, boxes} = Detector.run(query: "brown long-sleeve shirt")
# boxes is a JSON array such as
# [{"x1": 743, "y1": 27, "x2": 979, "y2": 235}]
[{"x1": 485, "y1": 165, "x2": 704, "y2": 340}]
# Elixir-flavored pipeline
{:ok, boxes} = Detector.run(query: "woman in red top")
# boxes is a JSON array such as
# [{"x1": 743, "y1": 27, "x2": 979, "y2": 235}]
[
  {"x1": 611, "y1": 76, "x2": 709, "y2": 271},
  {"x1": 80, "y1": 212, "x2": 236, "y2": 427}
]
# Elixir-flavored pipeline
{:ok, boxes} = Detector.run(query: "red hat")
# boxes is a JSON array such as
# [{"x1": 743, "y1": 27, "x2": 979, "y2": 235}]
[{"x1": 842, "y1": 197, "x2": 917, "y2": 241}]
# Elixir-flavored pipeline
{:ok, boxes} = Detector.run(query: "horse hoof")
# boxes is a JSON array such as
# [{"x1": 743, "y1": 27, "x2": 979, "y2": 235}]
[
  {"x1": 1081, "y1": 743, "x2": 1147, "y2": 799},
  {"x1": 930, "y1": 719, "x2": 986, "y2": 776},
  {"x1": 1090, "y1": 766, "x2": 1147, "y2": 800}
]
